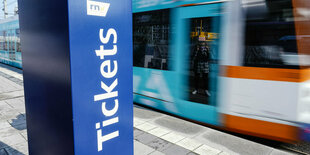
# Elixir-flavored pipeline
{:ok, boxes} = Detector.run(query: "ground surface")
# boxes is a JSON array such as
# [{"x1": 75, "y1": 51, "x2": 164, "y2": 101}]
[{"x1": 0, "y1": 63, "x2": 297, "y2": 155}]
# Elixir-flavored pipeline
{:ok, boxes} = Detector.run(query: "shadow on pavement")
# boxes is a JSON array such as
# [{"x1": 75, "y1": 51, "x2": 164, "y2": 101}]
[
  {"x1": 0, "y1": 63, "x2": 23, "y2": 74},
  {"x1": 0, "y1": 63, "x2": 23, "y2": 86},
  {"x1": 0, "y1": 141, "x2": 25, "y2": 155},
  {"x1": 10, "y1": 114, "x2": 27, "y2": 131}
]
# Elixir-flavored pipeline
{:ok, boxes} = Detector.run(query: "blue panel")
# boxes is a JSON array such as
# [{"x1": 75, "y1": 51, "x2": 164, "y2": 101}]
[
  {"x1": 18, "y1": 0, "x2": 75, "y2": 154},
  {"x1": 20, "y1": 0, "x2": 132, "y2": 154},
  {"x1": 68, "y1": 0, "x2": 133, "y2": 154}
]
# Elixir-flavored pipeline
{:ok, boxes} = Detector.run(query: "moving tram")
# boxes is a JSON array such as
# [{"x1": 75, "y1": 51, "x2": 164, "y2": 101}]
[
  {"x1": 132, "y1": 0, "x2": 310, "y2": 142},
  {"x1": 0, "y1": 16, "x2": 21, "y2": 68},
  {"x1": 0, "y1": 0, "x2": 309, "y2": 143}
]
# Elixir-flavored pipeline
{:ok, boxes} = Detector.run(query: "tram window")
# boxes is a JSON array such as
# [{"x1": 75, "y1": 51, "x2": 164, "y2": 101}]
[
  {"x1": 3, "y1": 31, "x2": 7, "y2": 51},
  {"x1": 242, "y1": 0, "x2": 302, "y2": 68},
  {"x1": 133, "y1": 9, "x2": 170, "y2": 70},
  {"x1": 16, "y1": 29, "x2": 21, "y2": 52},
  {"x1": 10, "y1": 32, "x2": 15, "y2": 52},
  {"x1": 0, "y1": 31, "x2": 4, "y2": 51},
  {"x1": 187, "y1": 17, "x2": 219, "y2": 105}
]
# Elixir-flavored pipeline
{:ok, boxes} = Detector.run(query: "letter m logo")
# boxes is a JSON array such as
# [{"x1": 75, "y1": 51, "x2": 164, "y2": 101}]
[{"x1": 87, "y1": 0, "x2": 110, "y2": 17}]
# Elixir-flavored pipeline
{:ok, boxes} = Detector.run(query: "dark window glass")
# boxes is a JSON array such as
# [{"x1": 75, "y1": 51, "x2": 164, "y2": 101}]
[
  {"x1": 186, "y1": 17, "x2": 220, "y2": 105},
  {"x1": 3, "y1": 31, "x2": 7, "y2": 51},
  {"x1": 243, "y1": 0, "x2": 301, "y2": 68},
  {"x1": 8, "y1": 31, "x2": 16, "y2": 60},
  {"x1": 0, "y1": 31, "x2": 4, "y2": 51},
  {"x1": 133, "y1": 9, "x2": 170, "y2": 70},
  {"x1": 16, "y1": 29, "x2": 21, "y2": 52}
]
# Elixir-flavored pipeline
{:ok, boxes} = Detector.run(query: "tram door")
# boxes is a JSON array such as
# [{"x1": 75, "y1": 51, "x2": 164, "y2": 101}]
[{"x1": 173, "y1": 3, "x2": 221, "y2": 106}]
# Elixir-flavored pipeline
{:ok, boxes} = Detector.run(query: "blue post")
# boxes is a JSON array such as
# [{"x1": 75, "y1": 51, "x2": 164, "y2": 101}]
[{"x1": 18, "y1": 0, "x2": 133, "y2": 154}]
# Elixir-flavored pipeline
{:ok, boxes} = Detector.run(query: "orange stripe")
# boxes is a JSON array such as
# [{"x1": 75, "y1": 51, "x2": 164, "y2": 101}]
[
  {"x1": 222, "y1": 65, "x2": 310, "y2": 82},
  {"x1": 179, "y1": 4, "x2": 197, "y2": 7},
  {"x1": 222, "y1": 114, "x2": 298, "y2": 142},
  {"x1": 301, "y1": 68, "x2": 310, "y2": 82}
]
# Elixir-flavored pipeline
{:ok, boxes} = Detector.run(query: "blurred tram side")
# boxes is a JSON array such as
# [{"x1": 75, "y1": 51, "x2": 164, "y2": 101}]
[
  {"x1": 0, "y1": 16, "x2": 21, "y2": 68},
  {"x1": 132, "y1": 0, "x2": 310, "y2": 142},
  {"x1": 0, "y1": 0, "x2": 309, "y2": 144}
]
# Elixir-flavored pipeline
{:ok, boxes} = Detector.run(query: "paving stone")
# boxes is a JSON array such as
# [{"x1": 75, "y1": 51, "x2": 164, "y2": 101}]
[
  {"x1": 4, "y1": 142, "x2": 28, "y2": 155},
  {"x1": 194, "y1": 145, "x2": 221, "y2": 155},
  {"x1": 0, "y1": 83, "x2": 18, "y2": 94},
  {"x1": 18, "y1": 98, "x2": 24, "y2": 104},
  {"x1": 14, "y1": 81, "x2": 23, "y2": 87},
  {"x1": 0, "y1": 101, "x2": 12, "y2": 111},
  {"x1": 161, "y1": 132, "x2": 185, "y2": 144},
  {"x1": 0, "y1": 76, "x2": 22, "y2": 91},
  {"x1": 5, "y1": 98, "x2": 25, "y2": 113},
  {"x1": 134, "y1": 118, "x2": 146, "y2": 127},
  {"x1": 134, "y1": 128, "x2": 145, "y2": 138},
  {"x1": 6, "y1": 90, "x2": 24, "y2": 98},
  {"x1": 218, "y1": 151, "x2": 230, "y2": 155},
  {"x1": 0, "y1": 109, "x2": 20, "y2": 121},
  {"x1": 147, "y1": 138, "x2": 173, "y2": 152},
  {"x1": 0, "y1": 102, "x2": 16, "y2": 120},
  {"x1": 162, "y1": 143, "x2": 191, "y2": 155},
  {"x1": 0, "y1": 126, "x2": 20, "y2": 138},
  {"x1": 5, "y1": 97, "x2": 24, "y2": 104},
  {"x1": 136, "y1": 122, "x2": 157, "y2": 132},
  {"x1": 0, "y1": 121, "x2": 11, "y2": 130},
  {"x1": 0, "y1": 89, "x2": 15, "y2": 96},
  {"x1": 135, "y1": 132, "x2": 158, "y2": 145},
  {"x1": 0, "y1": 90, "x2": 24, "y2": 101},
  {"x1": 149, "y1": 150, "x2": 165, "y2": 155},
  {"x1": 134, "y1": 140, "x2": 155, "y2": 155},
  {"x1": 0, "y1": 134, "x2": 26, "y2": 149},
  {"x1": 0, "y1": 72, "x2": 24, "y2": 86},
  {"x1": 19, "y1": 131, "x2": 27, "y2": 141},
  {"x1": 0, "y1": 65, "x2": 23, "y2": 80},
  {"x1": 148, "y1": 127, "x2": 171, "y2": 138},
  {"x1": 0, "y1": 113, "x2": 8, "y2": 121},
  {"x1": 134, "y1": 106, "x2": 163, "y2": 120},
  {"x1": 187, "y1": 152, "x2": 199, "y2": 155},
  {"x1": 177, "y1": 138, "x2": 202, "y2": 151},
  {"x1": 269, "y1": 149, "x2": 296, "y2": 155},
  {"x1": 154, "y1": 115, "x2": 205, "y2": 136},
  {"x1": 198, "y1": 130, "x2": 274, "y2": 155}
]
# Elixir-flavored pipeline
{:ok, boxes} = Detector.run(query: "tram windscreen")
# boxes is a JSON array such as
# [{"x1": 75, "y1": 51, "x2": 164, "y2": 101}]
[{"x1": 242, "y1": 0, "x2": 310, "y2": 68}]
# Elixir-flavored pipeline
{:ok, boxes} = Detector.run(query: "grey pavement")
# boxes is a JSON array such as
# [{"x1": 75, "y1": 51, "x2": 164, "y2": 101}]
[
  {"x1": 0, "y1": 63, "x2": 297, "y2": 155},
  {"x1": 0, "y1": 64, "x2": 26, "y2": 155}
]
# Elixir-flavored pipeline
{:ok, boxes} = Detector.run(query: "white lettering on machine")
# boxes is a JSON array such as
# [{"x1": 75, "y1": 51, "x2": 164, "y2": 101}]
[{"x1": 94, "y1": 28, "x2": 119, "y2": 152}]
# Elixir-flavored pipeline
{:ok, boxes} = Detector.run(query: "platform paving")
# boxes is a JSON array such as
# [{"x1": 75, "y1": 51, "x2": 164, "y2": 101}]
[{"x1": 0, "y1": 63, "x2": 296, "y2": 155}]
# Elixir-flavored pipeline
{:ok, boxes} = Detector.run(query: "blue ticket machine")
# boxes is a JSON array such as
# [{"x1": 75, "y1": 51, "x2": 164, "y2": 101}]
[{"x1": 18, "y1": 0, "x2": 133, "y2": 154}]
